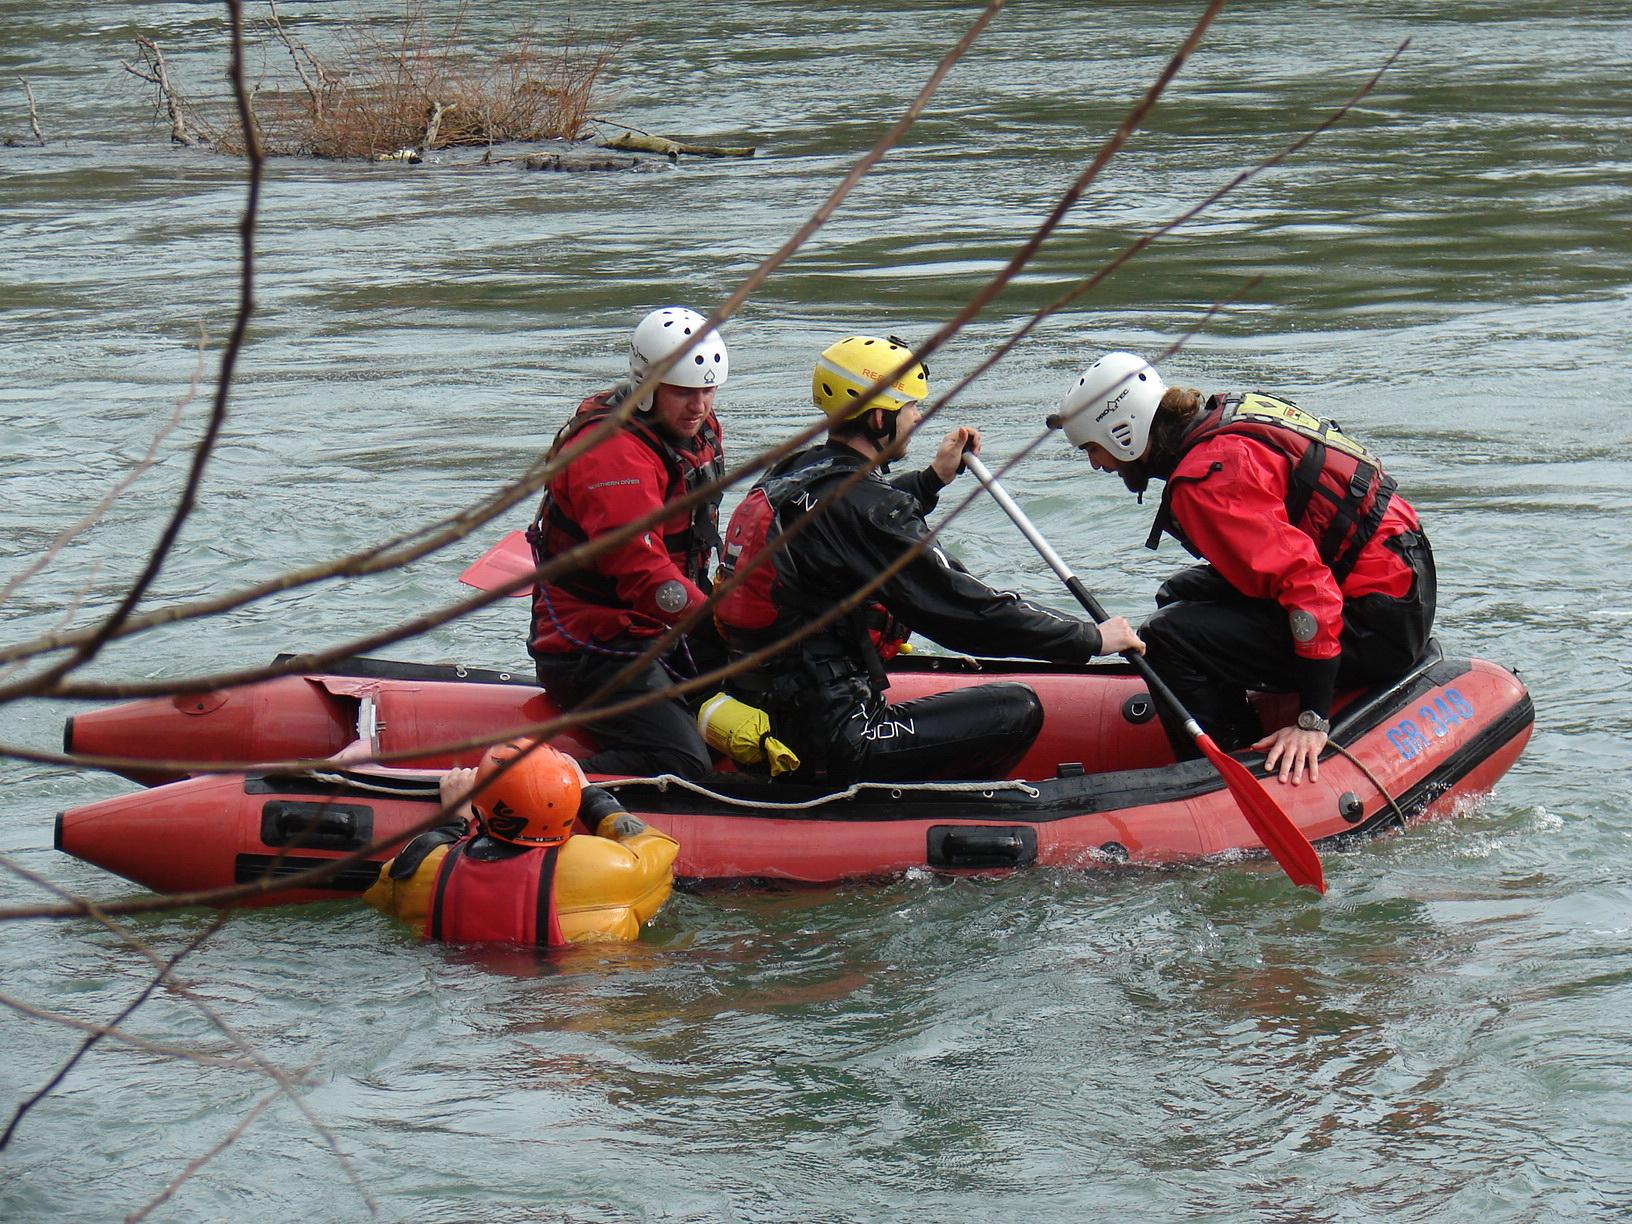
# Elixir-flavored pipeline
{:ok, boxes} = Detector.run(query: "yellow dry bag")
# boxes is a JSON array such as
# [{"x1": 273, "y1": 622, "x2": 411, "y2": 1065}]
[{"x1": 696, "y1": 693, "x2": 801, "y2": 776}]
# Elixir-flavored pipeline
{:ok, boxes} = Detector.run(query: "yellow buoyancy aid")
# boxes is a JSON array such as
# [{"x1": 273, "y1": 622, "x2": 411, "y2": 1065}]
[{"x1": 363, "y1": 812, "x2": 679, "y2": 945}]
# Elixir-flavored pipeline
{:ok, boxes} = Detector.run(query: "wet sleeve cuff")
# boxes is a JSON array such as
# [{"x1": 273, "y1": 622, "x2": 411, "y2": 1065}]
[
  {"x1": 577, "y1": 785, "x2": 625, "y2": 833},
  {"x1": 898, "y1": 467, "x2": 944, "y2": 512},
  {"x1": 1291, "y1": 654, "x2": 1341, "y2": 719}
]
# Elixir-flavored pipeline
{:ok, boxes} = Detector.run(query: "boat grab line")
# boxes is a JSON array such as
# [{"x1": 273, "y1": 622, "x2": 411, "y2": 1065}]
[
  {"x1": 598, "y1": 774, "x2": 1042, "y2": 810},
  {"x1": 298, "y1": 771, "x2": 1042, "y2": 810}
]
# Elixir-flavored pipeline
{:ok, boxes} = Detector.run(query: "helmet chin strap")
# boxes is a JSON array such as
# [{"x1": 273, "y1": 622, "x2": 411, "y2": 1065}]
[
  {"x1": 1121, "y1": 461, "x2": 1151, "y2": 500},
  {"x1": 869, "y1": 408, "x2": 902, "y2": 470}
]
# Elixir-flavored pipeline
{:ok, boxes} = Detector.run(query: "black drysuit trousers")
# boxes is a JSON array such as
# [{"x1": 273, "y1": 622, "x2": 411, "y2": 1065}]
[
  {"x1": 779, "y1": 679, "x2": 1045, "y2": 787},
  {"x1": 1140, "y1": 530, "x2": 1437, "y2": 756}
]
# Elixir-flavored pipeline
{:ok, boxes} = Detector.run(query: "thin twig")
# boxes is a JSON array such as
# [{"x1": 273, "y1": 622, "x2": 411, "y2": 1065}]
[
  {"x1": 15, "y1": 10, "x2": 266, "y2": 702},
  {"x1": 1, "y1": 918, "x2": 222, "y2": 1149},
  {"x1": 0, "y1": 0, "x2": 1008, "y2": 707},
  {"x1": 0, "y1": 330, "x2": 199, "y2": 612},
  {"x1": 0, "y1": 842, "x2": 377, "y2": 1213},
  {"x1": 22, "y1": 0, "x2": 1200, "y2": 709},
  {"x1": 18, "y1": 76, "x2": 44, "y2": 144},
  {"x1": 0, "y1": 270, "x2": 1255, "y2": 924},
  {"x1": 122, "y1": 38, "x2": 206, "y2": 146},
  {"x1": 0, "y1": 988, "x2": 257, "y2": 1069},
  {"x1": 126, "y1": 1062, "x2": 320, "y2": 1224},
  {"x1": 2, "y1": 32, "x2": 1405, "y2": 791},
  {"x1": 265, "y1": 0, "x2": 327, "y2": 115},
  {"x1": 2, "y1": 249, "x2": 1276, "y2": 927}
]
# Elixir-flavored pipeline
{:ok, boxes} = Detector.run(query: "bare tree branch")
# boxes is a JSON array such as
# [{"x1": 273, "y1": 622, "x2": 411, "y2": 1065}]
[
  {"x1": 0, "y1": 270, "x2": 1259, "y2": 923},
  {"x1": 121, "y1": 37, "x2": 210, "y2": 147},
  {"x1": 0, "y1": 0, "x2": 1007, "y2": 689},
  {"x1": 0, "y1": 330, "x2": 199, "y2": 613},
  {"x1": 0, "y1": 837, "x2": 377, "y2": 1212},
  {"x1": 1, "y1": 35, "x2": 1404, "y2": 793},
  {"x1": 0, "y1": 988, "x2": 258, "y2": 1069},
  {"x1": 265, "y1": 0, "x2": 329, "y2": 115},
  {"x1": 24, "y1": 1, "x2": 267, "y2": 703},
  {"x1": 125, "y1": 1061, "x2": 320, "y2": 1224},
  {"x1": 1, "y1": 917, "x2": 224, "y2": 1149}
]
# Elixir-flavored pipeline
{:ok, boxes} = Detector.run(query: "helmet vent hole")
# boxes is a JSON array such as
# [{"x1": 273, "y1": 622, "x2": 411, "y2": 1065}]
[
  {"x1": 694, "y1": 355, "x2": 704, "y2": 364},
  {"x1": 684, "y1": 327, "x2": 693, "y2": 334},
  {"x1": 822, "y1": 382, "x2": 833, "y2": 395},
  {"x1": 1137, "y1": 373, "x2": 1146, "y2": 381}
]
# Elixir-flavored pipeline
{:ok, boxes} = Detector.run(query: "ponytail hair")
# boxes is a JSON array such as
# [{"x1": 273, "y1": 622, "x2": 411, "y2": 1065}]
[{"x1": 1145, "y1": 386, "x2": 1205, "y2": 469}]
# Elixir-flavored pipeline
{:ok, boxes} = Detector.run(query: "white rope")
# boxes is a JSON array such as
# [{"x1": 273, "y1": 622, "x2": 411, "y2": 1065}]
[
  {"x1": 300, "y1": 770, "x2": 1040, "y2": 810},
  {"x1": 598, "y1": 774, "x2": 1041, "y2": 810},
  {"x1": 305, "y1": 770, "x2": 440, "y2": 797}
]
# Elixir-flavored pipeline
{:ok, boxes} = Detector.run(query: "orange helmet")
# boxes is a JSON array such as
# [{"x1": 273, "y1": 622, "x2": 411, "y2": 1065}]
[{"x1": 471, "y1": 739, "x2": 585, "y2": 847}]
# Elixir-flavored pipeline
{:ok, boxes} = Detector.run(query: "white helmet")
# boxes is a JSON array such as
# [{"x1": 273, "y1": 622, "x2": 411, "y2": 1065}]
[
  {"x1": 1056, "y1": 351, "x2": 1167, "y2": 461},
  {"x1": 628, "y1": 307, "x2": 729, "y2": 410}
]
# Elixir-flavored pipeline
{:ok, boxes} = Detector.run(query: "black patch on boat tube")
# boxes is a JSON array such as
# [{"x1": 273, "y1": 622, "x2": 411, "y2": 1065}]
[
  {"x1": 259, "y1": 800, "x2": 374, "y2": 851},
  {"x1": 1122, "y1": 692, "x2": 1154, "y2": 723},
  {"x1": 926, "y1": 825, "x2": 1037, "y2": 869},
  {"x1": 1337, "y1": 792, "x2": 1365, "y2": 825}
]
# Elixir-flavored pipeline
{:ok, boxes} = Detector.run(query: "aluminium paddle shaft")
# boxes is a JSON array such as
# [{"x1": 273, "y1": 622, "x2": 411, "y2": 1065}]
[
  {"x1": 960, "y1": 448, "x2": 1325, "y2": 893},
  {"x1": 961, "y1": 450, "x2": 1202, "y2": 738}
]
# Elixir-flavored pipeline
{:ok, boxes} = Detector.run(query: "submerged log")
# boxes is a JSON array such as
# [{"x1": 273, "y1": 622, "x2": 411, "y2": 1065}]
[
  {"x1": 601, "y1": 130, "x2": 754, "y2": 158},
  {"x1": 524, "y1": 150, "x2": 660, "y2": 172}
]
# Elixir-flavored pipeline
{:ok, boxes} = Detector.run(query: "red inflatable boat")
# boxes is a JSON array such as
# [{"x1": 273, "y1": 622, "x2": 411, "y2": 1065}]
[{"x1": 57, "y1": 644, "x2": 1532, "y2": 899}]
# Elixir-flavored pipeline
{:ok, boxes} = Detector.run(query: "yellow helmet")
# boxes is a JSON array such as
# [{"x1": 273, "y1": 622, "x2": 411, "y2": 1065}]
[{"x1": 811, "y1": 335, "x2": 929, "y2": 421}]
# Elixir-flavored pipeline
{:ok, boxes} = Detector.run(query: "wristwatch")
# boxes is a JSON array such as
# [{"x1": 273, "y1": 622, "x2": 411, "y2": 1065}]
[{"x1": 1295, "y1": 710, "x2": 1331, "y2": 734}]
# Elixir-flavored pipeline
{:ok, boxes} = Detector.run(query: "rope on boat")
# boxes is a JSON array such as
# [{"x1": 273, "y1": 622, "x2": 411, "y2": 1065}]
[
  {"x1": 302, "y1": 770, "x2": 1040, "y2": 809},
  {"x1": 306, "y1": 771, "x2": 440, "y2": 796},
  {"x1": 597, "y1": 774, "x2": 1042, "y2": 810},
  {"x1": 1324, "y1": 742, "x2": 1410, "y2": 828}
]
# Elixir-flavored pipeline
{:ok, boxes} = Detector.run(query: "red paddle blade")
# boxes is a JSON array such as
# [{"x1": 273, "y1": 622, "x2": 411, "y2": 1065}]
[
  {"x1": 1196, "y1": 733, "x2": 1326, "y2": 894},
  {"x1": 458, "y1": 531, "x2": 535, "y2": 597}
]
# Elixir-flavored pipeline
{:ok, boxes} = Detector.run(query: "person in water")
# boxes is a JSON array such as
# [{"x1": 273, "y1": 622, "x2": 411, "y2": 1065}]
[
  {"x1": 713, "y1": 334, "x2": 1143, "y2": 786},
  {"x1": 527, "y1": 307, "x2": 729, "y2": 779},
  {"x1": 364, "y1": 738, "x2": 679, "y2": 947},
  {"x1": 1051, "y1": 351, "x2": 1436, "y2": 784}
]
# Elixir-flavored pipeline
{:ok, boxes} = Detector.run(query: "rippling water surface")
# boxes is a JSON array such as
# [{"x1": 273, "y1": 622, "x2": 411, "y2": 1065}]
[{"x1": 3, "y1": 2, "x2": 1630, "y2": 1220}]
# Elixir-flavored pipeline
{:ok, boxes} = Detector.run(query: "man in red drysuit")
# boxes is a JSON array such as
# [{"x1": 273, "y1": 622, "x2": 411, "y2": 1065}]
[{"x1": 527, "y1": 307, "x2": 729, "y2": 779}]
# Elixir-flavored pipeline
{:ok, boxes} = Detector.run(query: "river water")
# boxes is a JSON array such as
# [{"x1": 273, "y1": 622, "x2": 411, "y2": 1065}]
[{"x1": 2, "y1": 1, "x2": 1630, "y2": 1220}]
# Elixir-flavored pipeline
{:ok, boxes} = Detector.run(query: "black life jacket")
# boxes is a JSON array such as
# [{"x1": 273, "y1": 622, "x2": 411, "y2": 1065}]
[
  {"x1": 1144, "y1": 392, "x2": 1398, "y2": 585},
  {"x1": 715, "y1": 448, "x2": 892, "y2": 698},
  {"x1": 527, "y1": 391, "x2": 726, "y2": 606}
]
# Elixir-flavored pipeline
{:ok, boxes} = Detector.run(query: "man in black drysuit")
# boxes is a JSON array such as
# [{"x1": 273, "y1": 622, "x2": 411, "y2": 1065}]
[{"x1": 713, "y1": 335, "x2": 1143, "y2": 785}]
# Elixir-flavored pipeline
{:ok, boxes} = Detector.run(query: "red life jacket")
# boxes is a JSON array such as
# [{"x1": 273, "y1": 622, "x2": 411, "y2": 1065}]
[
  {"x1": 428, "y1": 839, "x2": 565, "y2": 948},
  {"x1": 716, "y1": 448, "x2": 903, "y2": 693},
  {"x1": 1146, "y1": 392, "x2": 1399, "y2": 585},
  {"x1": 528, "y1": 391, "x2": 726, "y2": 607}
]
